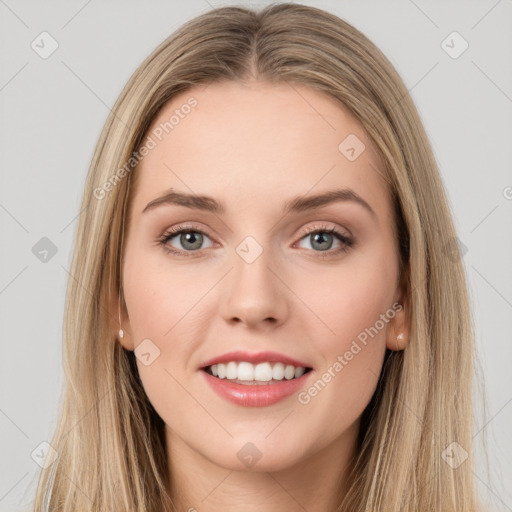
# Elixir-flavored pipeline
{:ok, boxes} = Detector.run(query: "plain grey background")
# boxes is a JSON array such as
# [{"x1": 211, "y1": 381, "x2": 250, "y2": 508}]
[{"x1": 1, "y1": 0, "x2": 511, "y2": 510}]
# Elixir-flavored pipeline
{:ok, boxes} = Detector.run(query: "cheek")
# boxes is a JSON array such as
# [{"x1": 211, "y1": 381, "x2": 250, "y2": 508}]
[
  {"x1": 297, "y1": 241, "x2": 398, "y2": 347},
  {"x1": 294, "y1": 242, "x2": 396, "y2": 408},
  {"x1": 122, "y1": 246, "x2": 206, "y2": 422},
  {"x1": 306, "y1": 271, "x2": 389, "y2": 386},
  {"x1": 122, "y1": 243, "x2": 217, "y2": 399},
  {"x1": 123, "y1": 242, "x2": 212, "y2": 340}
]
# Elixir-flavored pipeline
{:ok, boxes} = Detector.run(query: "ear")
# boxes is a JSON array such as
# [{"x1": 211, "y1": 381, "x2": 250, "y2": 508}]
[
  {"x1": 385, "y1": 269, "x2": 410, "y2": 351},
  {"x1": 110, "y1": 292, "x2": 135, "y2": 351}
]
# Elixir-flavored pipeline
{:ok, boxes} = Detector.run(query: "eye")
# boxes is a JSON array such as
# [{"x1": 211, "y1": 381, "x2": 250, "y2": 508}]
[
  {"x1": 158, "y1": 224, "x2": 215, "y2": 257},
  {"x1": 295, "y1": 224, "x2": 354, "y2": 258},
  {"x1": 157, "y1": 223, "x2": 354, "y2": 259}
]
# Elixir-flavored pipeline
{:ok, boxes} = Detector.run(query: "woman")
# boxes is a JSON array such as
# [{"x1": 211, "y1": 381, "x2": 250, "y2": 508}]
[{"x1": 33, "y1": 3, "x2": 484, "y2": 511}]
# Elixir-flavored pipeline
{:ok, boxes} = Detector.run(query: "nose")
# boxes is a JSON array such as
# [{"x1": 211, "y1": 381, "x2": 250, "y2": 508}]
[{"x1": 219, "y1": 243, "x2": 289, "y2": 329}]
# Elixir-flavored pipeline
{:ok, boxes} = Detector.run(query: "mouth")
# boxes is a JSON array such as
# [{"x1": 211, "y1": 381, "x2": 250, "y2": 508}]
[
  {"x1": 202, "y1": 361, "x2": 313, "y2": 385},
  {"x1": 200, "y1": 360, "x2": 314, "y2": 407}
]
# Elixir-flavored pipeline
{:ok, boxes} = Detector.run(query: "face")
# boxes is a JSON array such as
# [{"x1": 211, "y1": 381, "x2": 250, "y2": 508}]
[{"x1": 117, "y1": 80, "x2": 409, "y2": 475}]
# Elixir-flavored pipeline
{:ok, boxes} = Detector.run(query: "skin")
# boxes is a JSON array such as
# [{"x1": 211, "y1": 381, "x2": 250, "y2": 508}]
[{"x1": 115, "y1": 80, "x2": 410, "y2": 512}]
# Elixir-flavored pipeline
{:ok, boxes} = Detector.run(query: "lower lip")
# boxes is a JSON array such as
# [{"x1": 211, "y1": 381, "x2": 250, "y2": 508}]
[{"x1": 200, "y1": 369, "x2": 313, "y2": 407}]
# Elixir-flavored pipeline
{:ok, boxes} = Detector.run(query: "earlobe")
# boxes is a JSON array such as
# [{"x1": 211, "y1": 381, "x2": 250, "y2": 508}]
[
  {"x1": 117, "y1": 310, "x2": 135, "y2": 351},
  {"x1": 118, "y1": 329, "x2": 135, "y2": 351},
  {"x1": 111, "y1": 293, "x2": 134, "y2": 351},
  {"x1": 117, "y1": 318, "x2": 135, "y2": 351},
  {"x1": 386, "y1": 303, "x2": 410, "y2": 351},
  {"x1": 386, "y1": 268, "x2": 410, "y2": 351}
]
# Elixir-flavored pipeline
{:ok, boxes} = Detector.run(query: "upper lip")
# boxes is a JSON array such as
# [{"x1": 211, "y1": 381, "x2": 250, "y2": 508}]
[{"x1": 199, "y1": 350, "x2": 312, "y2": 369}]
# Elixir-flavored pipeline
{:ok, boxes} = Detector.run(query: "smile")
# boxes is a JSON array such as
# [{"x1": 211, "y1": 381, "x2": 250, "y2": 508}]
[
  {"x1": 205, "y1": 361, "x2": 312, "y2": 383},
  {"x1": 200, "y1": 363, "x2": 314, "y2": 407}
]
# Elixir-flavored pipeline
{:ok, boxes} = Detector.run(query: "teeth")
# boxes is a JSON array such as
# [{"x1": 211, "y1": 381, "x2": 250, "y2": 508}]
[
  {"x1": 226, "y1": 361, "x2": 237, "y2": 379},
  {"x1": 208, "y1": 361, "x2": 308, "y2": 382}
]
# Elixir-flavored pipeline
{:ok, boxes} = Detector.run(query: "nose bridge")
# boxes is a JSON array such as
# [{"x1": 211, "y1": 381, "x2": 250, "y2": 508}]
[{"x1": 220, "y1": 234, "x2": 288, "y2": 326}]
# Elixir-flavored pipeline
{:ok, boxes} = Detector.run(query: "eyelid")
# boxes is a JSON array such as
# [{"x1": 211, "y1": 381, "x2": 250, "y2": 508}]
[
  {"x1": 297, "y1": 222, "x2": 352, "y2": 239},
  {"x1": 160, "y1": 223, "x2": 216, "y2": 245}
]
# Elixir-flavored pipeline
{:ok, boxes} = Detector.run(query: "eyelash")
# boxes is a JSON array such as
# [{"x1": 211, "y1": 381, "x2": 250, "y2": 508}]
[{"x1": 157, "y1": 223, "x2": 354, "y2": 259}]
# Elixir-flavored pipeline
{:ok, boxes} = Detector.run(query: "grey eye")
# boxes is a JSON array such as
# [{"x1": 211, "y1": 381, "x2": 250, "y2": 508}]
[{"x1": 166, "y1": 230, "x2": 214, "y2": 251}]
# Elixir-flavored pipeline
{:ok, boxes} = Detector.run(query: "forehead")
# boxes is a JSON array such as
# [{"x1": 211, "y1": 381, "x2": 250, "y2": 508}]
[{"x1": 130, "y1": 80, "x2": 389, "y2": 219}]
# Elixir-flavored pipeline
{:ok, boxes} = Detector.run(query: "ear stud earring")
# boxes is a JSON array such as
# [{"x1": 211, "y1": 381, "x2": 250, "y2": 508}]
[
  {"x1": 118, "y1": 289, "x2": 124, "y2": 340},
  {"x1": 397, "y1": 333, "x2": 405, "y2": 341}
]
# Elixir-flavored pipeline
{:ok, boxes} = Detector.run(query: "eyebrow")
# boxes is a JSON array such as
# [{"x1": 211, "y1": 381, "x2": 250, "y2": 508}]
[{"x1": 142, "y1": 188, "x2": 376, "y2": 218}]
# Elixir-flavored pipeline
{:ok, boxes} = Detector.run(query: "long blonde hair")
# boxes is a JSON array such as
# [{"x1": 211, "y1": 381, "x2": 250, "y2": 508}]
[{"x1": 32, "y1": 3, "x2": 485, "y2": 510}]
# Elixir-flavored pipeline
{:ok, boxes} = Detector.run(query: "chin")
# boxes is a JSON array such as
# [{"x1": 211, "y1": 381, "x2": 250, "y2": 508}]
[{"x1": 201, "y1": 439, "x2": 311, "y2": 473}]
